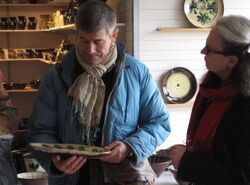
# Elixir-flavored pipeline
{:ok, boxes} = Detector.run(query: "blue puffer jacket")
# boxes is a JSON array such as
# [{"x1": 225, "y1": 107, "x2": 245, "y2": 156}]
[{"x1": 27, "y1": 42, "x2": 170, "y2": 184}]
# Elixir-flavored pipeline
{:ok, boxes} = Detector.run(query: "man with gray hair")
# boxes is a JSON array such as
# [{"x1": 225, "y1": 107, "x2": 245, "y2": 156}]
[{"x1": 27, "y1": 1, "x2": 171, "y2": 184}]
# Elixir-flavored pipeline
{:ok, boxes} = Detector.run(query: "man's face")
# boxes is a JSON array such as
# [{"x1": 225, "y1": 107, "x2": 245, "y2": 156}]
[{"x1": 76, "y1": 28, "x2": 118, "y2": 65}]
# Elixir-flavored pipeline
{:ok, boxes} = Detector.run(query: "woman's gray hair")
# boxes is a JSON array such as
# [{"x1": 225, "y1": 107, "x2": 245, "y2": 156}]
[
  {"x1": 216, "y1": 15, "x2": 250, "y2": 96},
  {"x1": 75, "y1": 0, "x2": 117, "y2": 36}
]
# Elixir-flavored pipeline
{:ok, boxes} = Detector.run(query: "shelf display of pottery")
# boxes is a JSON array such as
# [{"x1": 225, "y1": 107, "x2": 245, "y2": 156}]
[
  {"x1": 3, "y1": 79, "x2": 41, "y2": 91},
  {"x1": 0, "y1": 39, "x2": 73, "y2": 63},
  {"x1": 0, "y1": 0, "x2": 127, "y2": 119},
  {"x1": 0, "y1": 48, "x2": 57, "y2": 63},
  {"x1": 0, "y1": 16, "x2": 37, "y2": 30}
]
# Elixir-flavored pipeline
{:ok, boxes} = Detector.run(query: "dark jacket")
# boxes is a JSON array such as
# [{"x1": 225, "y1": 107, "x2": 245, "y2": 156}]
[{"x1": 177, "y1": 96, "x2": 250, "y2": 185}]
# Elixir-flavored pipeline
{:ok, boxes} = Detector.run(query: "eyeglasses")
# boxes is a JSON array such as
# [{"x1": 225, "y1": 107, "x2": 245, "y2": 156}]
[{"x1": 205, "y1": 44, "x2": 231, "y2": 56}]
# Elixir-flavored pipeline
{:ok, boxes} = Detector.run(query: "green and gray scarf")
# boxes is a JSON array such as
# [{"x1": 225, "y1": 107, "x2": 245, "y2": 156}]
[{"x1": 68, "y1": 44, "x2": 117, "y2": 145}]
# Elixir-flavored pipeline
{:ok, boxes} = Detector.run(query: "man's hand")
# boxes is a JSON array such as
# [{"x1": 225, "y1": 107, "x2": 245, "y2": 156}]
[
  {"x1": 51, "y1": 155, "x2": 86, "y2": 174},
  {"x1": 98, "y1": 141, "x2": 132, "y2": 163}
]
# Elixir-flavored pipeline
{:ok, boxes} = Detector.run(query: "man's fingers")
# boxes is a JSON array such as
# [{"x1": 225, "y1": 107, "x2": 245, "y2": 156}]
[
  {"x1": 104, "y1": 141, "x2": 120, "y2": 150},
  {"x1": 63, "y1": 157, "x2": 86, "y2": 174},
  {"x1": 51, "y1": 155, "x2": 87, "y2": 174}
]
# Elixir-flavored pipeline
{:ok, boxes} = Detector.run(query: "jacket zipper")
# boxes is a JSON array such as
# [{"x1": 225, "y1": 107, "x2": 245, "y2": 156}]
[{"x1": 101, "y1": 53, "x2": 126, "y2": 146}]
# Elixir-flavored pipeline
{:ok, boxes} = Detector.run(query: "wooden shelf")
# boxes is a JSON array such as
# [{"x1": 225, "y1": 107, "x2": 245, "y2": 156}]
[
  {"x1": 0, "y1": 25, "x2": 74, "y2": 33},
  {"x1": 156, "y1": 27, "x2": 211, "y2": 32},
  {"x1": 47, "y1": 24, "x2": 76, "y2": 34},
  {"x1": 0, "y1": 3, "x2": 67, "y2": 7},
  {"x1": 0, "y1": 23, "x2": 125, "y2": 34},
  {"x1": 0, "y1": 0, "x2": 70, "y2": 7},
  {"x1": 0, "y1": 58, "x2": 56, "y2": 64},
  {"x1": 0, "y1": 29, "x2": 46, "y2": 33},
  {"x1": 165, "y1": 101, "x2": 194, "y2": 108},
  {"x1": 7, "y1": 89, "x2": 38, "y2": 93},
  {"x1": 47, "y1": 23, "x2": 125, "y2": 33}
]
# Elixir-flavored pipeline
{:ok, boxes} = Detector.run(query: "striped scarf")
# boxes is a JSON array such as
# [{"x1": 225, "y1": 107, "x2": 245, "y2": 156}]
[{"x1": 68, "y1": 44, "x2": 117, "y2": 145}]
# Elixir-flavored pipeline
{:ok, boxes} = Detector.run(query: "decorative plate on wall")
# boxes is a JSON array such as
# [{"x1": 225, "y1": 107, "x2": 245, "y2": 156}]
[
  {"x1": 184, "y1": 0, "x2": 224, "y2": 28},
  {"x1": 161, "y1": 67, "x2": 197, "y2": 103}
]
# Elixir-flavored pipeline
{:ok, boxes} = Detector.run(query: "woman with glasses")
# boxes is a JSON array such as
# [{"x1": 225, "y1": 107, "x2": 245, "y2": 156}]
[{"x1": 169, "y1": 15, "x2": 250, "y2": 185}]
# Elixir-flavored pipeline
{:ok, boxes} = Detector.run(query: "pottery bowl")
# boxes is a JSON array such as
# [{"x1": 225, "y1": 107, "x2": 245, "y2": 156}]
[
  {"x1": 12, "y1": 82, "x2": 27, "y2": 90},
  {"x1": 3, "y1": 82, "x2": 13, "y2": 90},
  {"x1": 29, "y1": 79, "x2": 41, "y2": 89},
  {"x1": 148, "y1": 154, "x2": 171, "y2": 178},
  {"x1": 17, "y1": 172, "x2": 48, "y2": 185}
]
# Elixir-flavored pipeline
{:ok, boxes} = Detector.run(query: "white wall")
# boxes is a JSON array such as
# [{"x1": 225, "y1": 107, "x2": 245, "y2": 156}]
[{"x1": 138, "y1": 0, "x2": 250, "y2": 149}]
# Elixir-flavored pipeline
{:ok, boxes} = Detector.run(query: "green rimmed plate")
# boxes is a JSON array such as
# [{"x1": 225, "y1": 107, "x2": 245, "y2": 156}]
[
  {"x1": 184, "y1": 0, "x2": 224, "y2": 28},
  {"x1": 30, "y1": 143, "x2": 111, "y2": 158}
]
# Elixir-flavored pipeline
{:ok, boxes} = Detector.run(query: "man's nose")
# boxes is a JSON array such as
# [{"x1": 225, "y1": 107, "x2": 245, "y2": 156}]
[{"x1": 85, "y1": 42, "x2": 96, "y2": 54}]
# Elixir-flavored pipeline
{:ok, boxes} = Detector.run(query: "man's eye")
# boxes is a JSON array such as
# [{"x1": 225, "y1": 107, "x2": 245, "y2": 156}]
[
  {"x1": 95, "y1": 40, "x2": 104, "y2": 45},
  {"x1": 81, "y1": 40, "x2": 88, "y2": 44}
]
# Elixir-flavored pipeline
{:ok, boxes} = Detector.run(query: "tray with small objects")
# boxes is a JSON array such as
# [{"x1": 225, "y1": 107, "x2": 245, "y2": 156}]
[{"x1": 30, "y1": 143, "x2": 111, "y2": 158}]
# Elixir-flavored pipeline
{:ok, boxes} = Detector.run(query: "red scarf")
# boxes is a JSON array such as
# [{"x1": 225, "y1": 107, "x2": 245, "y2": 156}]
[{"x1": 186, "y1": 74, "x2": 239, "y2": 153}]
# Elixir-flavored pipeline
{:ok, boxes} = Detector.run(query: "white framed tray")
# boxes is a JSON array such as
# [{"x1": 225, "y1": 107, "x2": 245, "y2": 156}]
[
  {"x1": 30, "y1": 143, "x2": 111, "y2": 157},
  {"x1": 184, "y1": 0, "x2": 224, "y2": 28}
]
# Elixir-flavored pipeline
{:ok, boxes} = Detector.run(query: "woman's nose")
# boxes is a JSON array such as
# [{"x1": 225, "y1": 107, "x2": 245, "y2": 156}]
[{"x1": 201, "y1": 46, "x2": 206, "y2": 55}]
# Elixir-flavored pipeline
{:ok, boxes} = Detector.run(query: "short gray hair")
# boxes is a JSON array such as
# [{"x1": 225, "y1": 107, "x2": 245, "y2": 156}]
[
  {"x1": 216, "y1": 15, "x2": 250, "y2": 96},
  {"x1": 75, "y1": 0, "x2": 117, "y2": 36}
]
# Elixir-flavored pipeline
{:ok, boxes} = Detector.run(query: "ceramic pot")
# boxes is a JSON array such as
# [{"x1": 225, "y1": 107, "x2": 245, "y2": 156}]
[
  {"x1": 27, "y1": 17, "x2": 37, "y2": 30},
  {"x1": 17, "y1": 172, "x2": 48, "y2": 185},
  {"x1": 26, "y1": 49, "x2": 37, "y2": 58},
  {"x1": 22, "y1": 153, "x2": 45, "y2": 172},
  {"x1": 28, "y1": 0, "x2": 37, "y2": 4},
  {"x1": 17, "y1": 16, "x2": 26, "y2": 30},
  {"x1": 29, "y1": 79, "x2": 41, "y2": 89},
  {"x1": 9, "y1": 17, "x2": 17, "y2": 30},
  {"x1": 0, "y1": 17, "x2": 9, "y2": 30},
  {"x1": 63, "y1": 13, "x2": 74, "y2": 24},
  {"x1": 39, "y1": 15, "x2": 50, "y2": 29},
  {"x1": 11, "y1": 150, "x2": 27, "y2": 173}
]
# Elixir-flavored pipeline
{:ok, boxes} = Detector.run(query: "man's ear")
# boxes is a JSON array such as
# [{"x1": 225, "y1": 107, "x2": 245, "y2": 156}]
[
  {"x1": 228, "y1": 55, "x2": 239, "y2": 68},
  {"x1": 111, "y1": 29, "x2": 119, "y2": 42}
]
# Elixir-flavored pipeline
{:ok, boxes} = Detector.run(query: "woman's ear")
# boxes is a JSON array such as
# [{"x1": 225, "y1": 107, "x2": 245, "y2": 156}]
[{"x1": 228, "y1": 55, "x2": 239, "y2": 68}]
